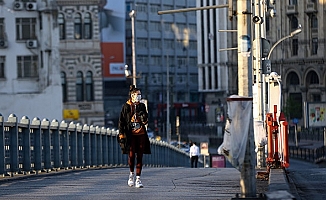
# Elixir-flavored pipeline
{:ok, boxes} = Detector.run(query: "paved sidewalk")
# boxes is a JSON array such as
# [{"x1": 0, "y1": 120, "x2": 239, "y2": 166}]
[{"x1": 0, "y1": 167, "x2": 251, "y2": 200}]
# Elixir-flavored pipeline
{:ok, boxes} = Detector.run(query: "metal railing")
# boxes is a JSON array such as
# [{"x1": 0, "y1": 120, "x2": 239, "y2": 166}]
[
  {"x1": 289, "y1": 146, "x2": 326, "y2": 163},
  {"x1": 288, "y1": 127, "x2": 326, "y2": 163},
  {"x1": 0, "y1": 114, "x2": 191, "y2": 177}
]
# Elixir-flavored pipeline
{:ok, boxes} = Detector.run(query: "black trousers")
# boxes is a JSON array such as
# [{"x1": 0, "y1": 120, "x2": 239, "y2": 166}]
[{"x1": 191, "y1": 156, "x2": 198, "y2": 168}]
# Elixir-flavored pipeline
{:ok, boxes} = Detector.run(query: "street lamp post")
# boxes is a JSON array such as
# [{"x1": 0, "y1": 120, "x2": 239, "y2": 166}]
[
  {"x1": 267, "y1": 26, "x2": 302, "y2": 60},
  {"x1": 129, "y1": 10, "x2": 137, "y2": 87}
]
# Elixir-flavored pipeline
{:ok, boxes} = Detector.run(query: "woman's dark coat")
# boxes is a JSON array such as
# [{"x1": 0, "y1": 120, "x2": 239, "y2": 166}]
[{"x1": 118, "y1": 101, "x2": 151, "y2": 154}]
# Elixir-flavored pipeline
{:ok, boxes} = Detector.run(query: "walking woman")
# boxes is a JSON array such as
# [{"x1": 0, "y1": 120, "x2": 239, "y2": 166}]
[{"x1": 118, "y1": 85, "x2": 151, "y2": 188}]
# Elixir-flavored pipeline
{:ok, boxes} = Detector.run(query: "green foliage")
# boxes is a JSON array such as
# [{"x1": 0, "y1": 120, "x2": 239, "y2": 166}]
[{"x1": 283, "y1": 97, "x2": 302, "y2": 119}]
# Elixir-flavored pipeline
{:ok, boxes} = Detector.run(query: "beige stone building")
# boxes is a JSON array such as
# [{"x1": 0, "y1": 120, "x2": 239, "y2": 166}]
[
  {"x1": 57, "y1": 0, "x2": 104, "y2": 126},
  {"x1": 267, "y1": 0, "x2": 326, "y2": 126}
]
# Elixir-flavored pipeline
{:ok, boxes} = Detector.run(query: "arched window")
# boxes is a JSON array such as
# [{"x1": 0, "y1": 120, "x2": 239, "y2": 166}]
[
  {"x1": 58, "y1": 13, "x2": 65, "y2": 40},
  {"x1": 311, "y1": 15, "x2": 318, "y2": 29},
  {"x1": 291, "y1": 17, "x2": 299, "y2": 30},
  {"x1": 74, "y1": 13, "x2": 82, "y2": 39},
  {"x1": 76, "y1": 71, "x2": 84, "y2": 101},
  {"x1": 61, "y1": 72, "x2": 67, "y2": 102},
  {"x1": 287, "y1": 72, "x2": 300, "y2": 85},
  {"x1": 85, "y1": 71, "x2": 94, "y2": 101},
  {"x1": 306, "y1": 71, "x2": 319, "y2": 86},
  {"x1": 84, "y1": 13, "x2": 92, "y2": 39}
]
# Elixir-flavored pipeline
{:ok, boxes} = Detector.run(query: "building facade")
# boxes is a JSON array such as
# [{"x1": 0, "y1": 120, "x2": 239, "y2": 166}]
[
  {"x1": 118, "y1": 0, "x2": 202, "y2": 139},
  {"x1": 0, "y1": 0, "x2": 63, "y2": 120},
  {"x1": 268, "y1": 0, "x2": 326, "y2": 126},
  {"x1": 196, "y1": 0, "x2": 232, "y2": 125},
  {"x1": 57, "y1": 0, "x2": 105, "y2": 126}
]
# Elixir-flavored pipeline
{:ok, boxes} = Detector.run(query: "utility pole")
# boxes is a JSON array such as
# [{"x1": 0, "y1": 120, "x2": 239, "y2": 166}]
[
  {"x1": 237, "y1": 0, "x2": 257, "y2": 197},
  {"x1": 158, "y1": 1, "x2": 257, "y2": 197},
  {"x1": 129, "y1": 10, "x2": 137, "y2": 87}
]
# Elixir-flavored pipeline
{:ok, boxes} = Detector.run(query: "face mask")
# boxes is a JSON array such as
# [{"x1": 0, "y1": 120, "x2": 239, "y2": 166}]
[
  {"x1": 136, "y1": 94, "x2": 142, "y2": 101},
  {"x1": 131, "y1": 93, "x2": 141, "y2": 103}
]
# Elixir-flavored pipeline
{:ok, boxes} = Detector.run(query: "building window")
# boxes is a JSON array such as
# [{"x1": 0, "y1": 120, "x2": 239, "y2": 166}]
[
  {"x1": 16, "y1": 18, "x2": 36, "y2": 40},
  {"x1": 311, "y1": 94, "x2": 321, "y2": 102},
  {"x1": 290, "y1": 17, "x2": 299, "y2": 30},
  {"x1": 74, "y1": 13, "x2": 82, "y2": 39},
  {"x1": 150, "y1": 39, "x2": 161, "y2": 49},
  {"x1": 58, "y1": 13, "x2": 65, "y2": 40},
  {"x1": 137, "y1": 21, "x2": 148, "y2": 30},
  {"x1": 149, "y1": 21, "x2": 161, "y2": 32},
  {"x1": 84, "y1": 13, "x2": 92, "y2": 39},
  {"x1": 136, "y1": 3, "x2": 147, "y2": 13},
  {"x1": 287, "y1": 72, "x2": 300, "y2": 85},
  {"x1": 311, "y1": 38, "x2": 318, "y2": 55},
  {"x1": 164, "y1": 39, "x2": 175, "y2": 49},
  {"x1": 0, "y1": 56, "x2": 5, "y2": 78},
  {"x1": 76, "y1": 71, "x2": 84, "y2": 101},
  {"x1": 150, "y1": 4, "x2": 160, "y2": 13},
  {"x1": 61, "y1": 72, "x2": 67, "y2": 102},
  {"x1": 292, "y1": 38, "x2": 298, "y2": 56},
  {"x1": 0, "y1": 18, "x2": 5, "y2": 39},
  {"x1": 307, "y1": 71, "x2": 319, "y2": 85},
  {"x1": 311, "y1": 15, "x2": 318, "y2": 29},
  {"x1": 151, "y1": 56, "x2": 161, "y2": 65},
  {"x1": 17, "y1": 55, "x2": 38, "y2": 78},
  {"x1": 85, "y1": 71, "x2": 94, "y2": 101},
  {"x1": 289, "y1": 0, "x2": 297, "y2": 5},
  {"x1": 137, "y1": 38, "x2": 148, "y2": 49}
]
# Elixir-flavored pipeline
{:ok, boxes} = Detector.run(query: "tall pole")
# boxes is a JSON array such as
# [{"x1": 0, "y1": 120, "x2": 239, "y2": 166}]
[
  {"x1": 166, "y1": 55, "x2": 170, "y2": 144},
  {"x1": 237, "y1": 0, "x2": 256, "y2": 197},
  {"x1": 130, "y1": 10, "x2": 136, "y2": 87},
  {"x1": 253, "y1": 0, "x2": 265, "y2": 169}
]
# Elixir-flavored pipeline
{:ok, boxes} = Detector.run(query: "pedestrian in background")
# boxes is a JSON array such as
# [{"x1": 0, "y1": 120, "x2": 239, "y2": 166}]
[
  {"x1": 118, "y1": 85, "x2": 151, "y2": 188},
  {"x1": 189, "y1": 142, "x2": 200, "y2": 168}
]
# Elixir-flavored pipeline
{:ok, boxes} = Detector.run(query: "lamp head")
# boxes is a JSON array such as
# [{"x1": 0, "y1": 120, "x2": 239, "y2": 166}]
[{"x1": 290, "y1": 24, "x2": 302, "y2": 37}]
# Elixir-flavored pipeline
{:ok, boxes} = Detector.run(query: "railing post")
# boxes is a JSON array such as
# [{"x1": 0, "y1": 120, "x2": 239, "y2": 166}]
[
  {"x1": 8, "y1": 114, "x2": 18, "y2": 175},
  {"x1": 112, "y1": 130, "x2": 118, "y2": 166},
  {"x1": 90, "y1": 125, "x2": 97, "y2": 167},
  {"x1": 102, "y1": 127, "x2": 108, "y2": 166},
  {"x1": 52, "y1": 119, "x2": 60, "y2": 169},
  {"x1": 20, "y1": 116, "x2": 31, "y2": 174},
  {"x1": 0, "y1": 114, "x2": 4, "y2": 175},
  {"x1": 41, "y1": 118, "x2": 51, "y2": 171},
  {"x1": 107, "y1": 128, "x2": 113, "y2": 166},
  {"x1": 60, "y1": 121, "x2": 69, "y2": 169},
  {"x1": 83, "y1": 124, "x2": 91, "y2": 168},
  {"x1": 96, "y1": 126, "x2": 103, "y2": 167},
  {"x1": 76, "y1": 123, "x2": 84, "y2": 168},
  {"x1": 69, "y1": 122, "x2": 78, "y2": 168}
]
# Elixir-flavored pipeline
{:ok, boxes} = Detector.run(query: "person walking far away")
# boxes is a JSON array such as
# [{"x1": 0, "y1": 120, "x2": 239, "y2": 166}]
[
  {"x1": 118, "y1": 85, "x2": 151, "y2": 188},
  {"x1": 189, "y1": 142, "x2": 200, "y2": 168}
]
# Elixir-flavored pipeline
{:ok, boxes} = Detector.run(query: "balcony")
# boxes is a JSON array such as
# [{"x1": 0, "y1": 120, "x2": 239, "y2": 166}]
[
  {"x1": 286, "y1": 5, "x2": 298, "y2": 15},
  {"x1": 305, "y1": 2, "x2": 317, "y2": 14}
]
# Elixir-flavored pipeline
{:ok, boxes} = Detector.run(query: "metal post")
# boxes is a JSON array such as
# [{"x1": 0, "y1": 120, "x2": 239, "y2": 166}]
[
  {"x1": 253, "y1": 0, "x2": 266, "y2": 169},
  {"x1": 166, "y1": 55, "x2": 170, "y2": 144},
  {"x1": 295, "y1": 124, "x2": 298, "y2": 147},
  {"x1": 129, "y1": 10, "x2": 136, "y2": 87},
  {"x1": 237, "y1": 0, "x2": 256, "y2": 197},
  {"x1": 324, "y1": 127, "x2": 326, "y2": 147}
]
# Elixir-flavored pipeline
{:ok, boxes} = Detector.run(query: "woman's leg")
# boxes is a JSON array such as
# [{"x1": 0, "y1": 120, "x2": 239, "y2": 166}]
[
  {"x1": 135, "y1": 134, "x2": 146, "y2": 176},
  {"x1": 129, "y1": 139, "x2": 136, "y2": 172}
]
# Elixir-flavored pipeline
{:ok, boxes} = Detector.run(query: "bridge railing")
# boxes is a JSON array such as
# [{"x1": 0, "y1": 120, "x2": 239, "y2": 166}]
[{"x1": 0, "y1": 114, "x2": 190, "y2": 177}]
